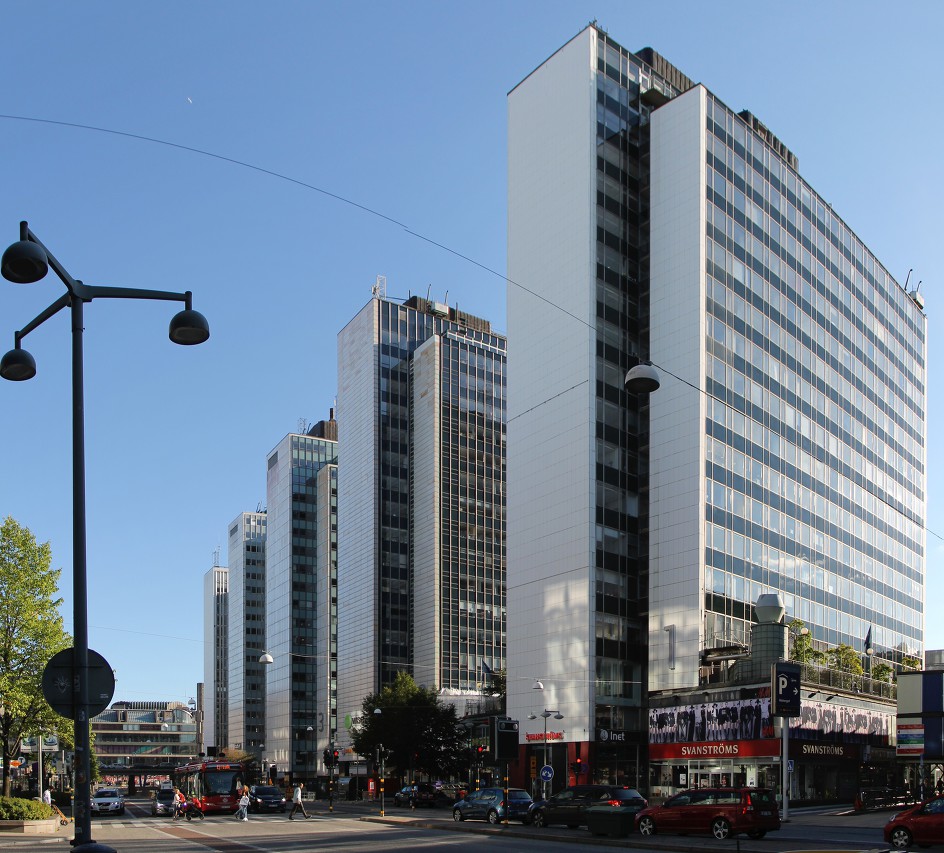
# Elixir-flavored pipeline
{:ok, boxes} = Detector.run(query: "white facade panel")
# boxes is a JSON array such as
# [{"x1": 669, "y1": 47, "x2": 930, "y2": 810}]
[
  {"x1": 336, "y1": 302, "x2": 381, "y2": 741},
  {"x1": 507, "y1": 27, "x2": 598, "y2": 740},
  {"x1": 648, "y1": 86, "x2": 708, "y2": 691}
]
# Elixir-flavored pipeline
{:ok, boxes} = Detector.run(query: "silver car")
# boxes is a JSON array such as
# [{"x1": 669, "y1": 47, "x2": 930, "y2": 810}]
[
  {"x1": 90, "y1": 788, "x2": 125, "y2": 816},
  {"x1": 151, "y1": 788, "x2": 176, "y2": 816}
]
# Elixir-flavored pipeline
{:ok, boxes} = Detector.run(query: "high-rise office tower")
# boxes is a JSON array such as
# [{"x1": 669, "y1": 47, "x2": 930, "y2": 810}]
[
  {"x1": 226, "y1": 511, "x2": 267, "y2": 759},
  {"x1": 337, "y1": 292, "x2": 507, "y2": 741},
  {"x1": 507, "y1": 25, "x2": 926, "y2": 787},
  {"x1": 202, "y1": 558, "x2": 228, "y2": 754},
  {"x1": 263, "y1": 416, "x2": 338, "y2": 781}
]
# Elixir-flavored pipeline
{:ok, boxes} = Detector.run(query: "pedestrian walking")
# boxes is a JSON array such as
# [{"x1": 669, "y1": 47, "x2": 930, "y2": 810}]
[
  {"x1": 234, "y1": 786, "x2": 250, "y2": 821},
  {"x1": 289, "y1": 781, "x2": 309, "y2": 819},
  {"x1": 42, "y1": 788, "x2": 52, "y2": 807}
]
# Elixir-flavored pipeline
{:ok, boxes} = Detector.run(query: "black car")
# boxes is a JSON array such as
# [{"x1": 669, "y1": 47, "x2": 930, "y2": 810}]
[
  {"x1": 529, "y1": 785, "x2": 647, "y2": 828},
  {"x1": 248, "y1": 785, "x2": 286, "y2": 813},
  {"x1": 394, "y1": 783, "x2": 446, "y2": 807}
]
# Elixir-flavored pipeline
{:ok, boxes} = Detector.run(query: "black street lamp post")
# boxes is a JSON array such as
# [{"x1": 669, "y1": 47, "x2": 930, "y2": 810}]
[{"x1": 1, "y1": 221, "x2": 209, "y2": 853}]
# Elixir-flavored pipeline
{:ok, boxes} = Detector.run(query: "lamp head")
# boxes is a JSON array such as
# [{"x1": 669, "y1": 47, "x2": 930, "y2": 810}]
[
  {"x1": 259, "y1": 652, "x2": 274, "y2": 665},
  {"x1": 1, "y1": 239, "x2": 48, "y2": 284},
  {"x1": 169, "y1": 308, "x2": 210, "y2": 345},
  {"x1": 532, "y1": 680, "x2": 544, "y2": 691},
  {"x1": 373, "y1": 707, "x2": 382, "y2": 716},
  {"x1": 625, "y1": 362, "x2": 660, "y2": 394},
  {"x1": 0, "y1": 347, "x2": 36, "y2": 381},
  {"x1": 554, "y1": 712, "x2": 564, "y2": 720}
]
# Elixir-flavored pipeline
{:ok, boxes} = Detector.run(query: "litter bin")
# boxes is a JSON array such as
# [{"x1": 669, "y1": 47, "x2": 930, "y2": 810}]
[{"x1": 585, "y1": 805, "x2": 636, "y2": 838}]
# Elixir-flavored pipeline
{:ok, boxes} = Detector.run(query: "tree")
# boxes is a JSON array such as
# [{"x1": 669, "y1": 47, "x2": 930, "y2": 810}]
[
  {"x1": 788, "y1": 619, "x2": 825, "y2": 665},
  {"x1": 826, "y1": 644, "x2": 864, "y2": 675},
  {"x1": 871, "y1": 662, "x2": 894, "y2": 683},
  {"x1": 351, "y1": 672, "x2": 468, "y2": 780},
  {"x1": 0, "y1": 517, "x2": 72, "y2": 796}
]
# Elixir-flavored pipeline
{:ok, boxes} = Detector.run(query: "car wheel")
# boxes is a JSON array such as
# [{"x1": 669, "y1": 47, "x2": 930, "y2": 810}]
[
  {"x1": 638, "y1": 816, "x2": 656, "y2": 836},
  {"x1": 487, "y1": 809, "x2": 500, "y2": 824},
  {"x1": 747, "y1": 830, "x2": 766, "y2": 839},
  {"x1": 453, "y1": 808, "x2": 464, "y2": 822},
  {"x1": 532, "y1": 810, "x2": 547, "y2": 828},
  {"x1": 711, "y1": 817, "x2": 732, "y2": 839},
  {"x1": 890, "y1": 827, "x2": 913, "y2": 849}
]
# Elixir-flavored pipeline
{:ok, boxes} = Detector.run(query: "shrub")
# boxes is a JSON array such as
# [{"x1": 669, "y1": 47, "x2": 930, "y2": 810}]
[{"x1": 0, "y1": 796, "x2": 55, "y2": 820}]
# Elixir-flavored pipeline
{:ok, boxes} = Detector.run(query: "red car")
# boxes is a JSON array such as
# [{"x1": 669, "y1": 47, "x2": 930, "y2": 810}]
[
  {"x1": 885, "y1": 795, "x2": 944, "y2": 848},
  {"x1": 635, "y1": 787, "x2": 780, "y2": 840}
]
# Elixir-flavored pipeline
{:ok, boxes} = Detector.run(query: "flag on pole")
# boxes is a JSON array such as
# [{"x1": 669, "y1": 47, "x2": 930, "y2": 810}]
[
  {"x1": 482, "y1": 661, "x2": 493, "y2": 675},
  {"x1": 864, "y1": 625, "x2": 872, "y2": 652}
]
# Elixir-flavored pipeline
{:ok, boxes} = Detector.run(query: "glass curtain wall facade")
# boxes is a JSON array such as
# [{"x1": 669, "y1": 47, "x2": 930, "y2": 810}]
[
  {"x1": 412, "y1": 328, "x2": 507, "y2": 696},
  {"x1": 699, "y1": 92, "x2": 925, "y2": 663},
  {"x1": 337, "y1": 295, "x2": 506, "y2": 736},
  {"x1": 226, "y1": 512, "x2": 267, "y2": 758},
  {"x1": 203, "y1": 562, "x2": 228, "y2": 753},
  {"x1": 264, "y1": 430, "x2": 338, "y2": 783},
  {"x1": 508, "y1": 24, "x2": 926, "y2": 790}
]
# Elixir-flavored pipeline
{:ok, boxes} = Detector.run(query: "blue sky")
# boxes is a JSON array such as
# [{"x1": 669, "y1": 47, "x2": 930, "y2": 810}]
[{"x1": 1, "y1": 1, "x2": 941, "y2": 707}]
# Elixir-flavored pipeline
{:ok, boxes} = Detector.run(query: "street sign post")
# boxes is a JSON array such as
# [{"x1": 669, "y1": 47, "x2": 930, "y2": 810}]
[{"x1": 42, "y1": 648, "x2": 115, "y2": 720}]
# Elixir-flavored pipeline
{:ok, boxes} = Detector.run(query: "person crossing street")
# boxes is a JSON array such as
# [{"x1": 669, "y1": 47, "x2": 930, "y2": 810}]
[{"x1": 289, "y1": 781, "x2": 310, "y2": 819}]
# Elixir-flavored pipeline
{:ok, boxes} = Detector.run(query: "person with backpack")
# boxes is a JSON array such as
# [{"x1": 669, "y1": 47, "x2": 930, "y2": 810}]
[{"x1": 289, "y1": 781, "x2": 310, "y2": 819}]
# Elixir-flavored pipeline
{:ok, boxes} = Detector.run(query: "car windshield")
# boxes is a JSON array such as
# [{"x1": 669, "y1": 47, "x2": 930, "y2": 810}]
[
  {"x1": 254, "y1": 787, "x2": 279, "y2": 796},
  {"x1": 509, "y1": 790, "x2": 531, "y2": 800},
  {"x1": 157, "y1": 791, "x2": 175, "y2": 802},
  {"x1": 95, "y1": 790, "x2": 119, "y2": 798}
]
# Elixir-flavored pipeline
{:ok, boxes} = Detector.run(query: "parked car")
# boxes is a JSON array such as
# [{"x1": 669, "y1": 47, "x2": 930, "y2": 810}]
[
  {"x1": 90, "y1": 788, "x2": 125, "y2": 816},
  {"x1": 529, "y1": 785, "x2": 647, "y2": 828},
  {"x1": 635, "y1": 787, "x2": 780, "y2": 840},
  {"x1": 884, "y1": 794, "x2": 944, "y2": 848},
  {"x1": 248, "y1": 785, "x2": 286, "y2": 813},
  {"x1": 452, "y1": 787, "x2": 533, "y2": 824},
  {"x1": 151, "y1": 788, "x2": 177, "y2": 817},
  {"x1": 393, "y1": 783, "x2": 443, "y2": 807}
]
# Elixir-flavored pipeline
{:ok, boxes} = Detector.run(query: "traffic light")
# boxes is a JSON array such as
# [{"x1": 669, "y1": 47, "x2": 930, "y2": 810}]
[
  {"x1": 332, "y1": 749, "x2": 340, "y2": 765},
  {"x1": 323, "y1": 749, "x2": 332, "y2": 768},
  {"x1": 571, "y1": 757, "x2": 585, "y2": 774}
]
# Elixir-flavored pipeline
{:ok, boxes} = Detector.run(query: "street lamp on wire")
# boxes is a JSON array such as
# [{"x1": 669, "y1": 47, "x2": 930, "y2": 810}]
[{"x1": 1, "y1": 221, "x2": 209, "y2": 853}]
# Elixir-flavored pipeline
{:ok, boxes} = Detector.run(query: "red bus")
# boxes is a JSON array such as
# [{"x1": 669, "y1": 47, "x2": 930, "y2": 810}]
[{"x1": 173, "y1": 760, "x2": 247, "y2": 815}]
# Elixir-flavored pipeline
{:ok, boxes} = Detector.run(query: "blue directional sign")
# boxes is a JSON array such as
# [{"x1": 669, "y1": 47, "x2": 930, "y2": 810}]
[
  {"x1": 540, "y1": 765, "x2": 554, "y2": 782},
  {"x1": 772, "y1": 661, "x2": 802, "y2": 717}
]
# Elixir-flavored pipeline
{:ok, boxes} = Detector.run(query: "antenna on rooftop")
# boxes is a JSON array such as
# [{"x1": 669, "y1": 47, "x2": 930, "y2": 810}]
[
  {"x1": 212, "y1": 546, "x2": 221, "y2": 567},
  {"x1": 372, "y1": 275, "x2": 387, "y2": 298}
]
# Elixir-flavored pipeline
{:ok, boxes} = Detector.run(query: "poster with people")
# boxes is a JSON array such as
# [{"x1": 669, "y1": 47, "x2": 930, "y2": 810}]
[{"x1": 648, "y1": 696, "x2": 892, "y2": 746}]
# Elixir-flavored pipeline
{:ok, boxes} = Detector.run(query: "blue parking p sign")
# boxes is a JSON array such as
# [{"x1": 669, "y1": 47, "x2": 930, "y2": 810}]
[{"x1": 772, "y1": 662, "x2": 801, "y2": 717}]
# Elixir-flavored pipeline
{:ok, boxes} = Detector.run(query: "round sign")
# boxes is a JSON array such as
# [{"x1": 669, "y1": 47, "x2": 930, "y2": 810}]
[
  {"x1": 42, "y1": 648, "x2": 115, "y2": 720},
  {"x1": 540, "y1": 764, "x2": 554, "y2": 782}
]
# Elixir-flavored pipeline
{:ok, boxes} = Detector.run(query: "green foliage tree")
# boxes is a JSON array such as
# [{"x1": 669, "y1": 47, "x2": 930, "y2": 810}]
[
  {"x1": 901, "y1": 655, "x2": 922, "y2": 672},
  {"x1": 788, "y1": 619, "x2": 825, "y2": 665},
  {"x1": 826, "y1": 643, "x2": 864, "y2": 674},
  {"x1": 0, "y1": 517, "x2": 72, "y2": 796},
  {"x1": 871, "y1": 662, "x2": 894, "y2": 683},
  {"x1": 351, "y1": 672, "x2": 468, "y2": 781}
]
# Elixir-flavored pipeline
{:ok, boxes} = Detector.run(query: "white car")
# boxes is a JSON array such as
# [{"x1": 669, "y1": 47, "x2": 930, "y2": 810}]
[{"x1": 90, "y1": 788, "x2": 125, "y2": 816}]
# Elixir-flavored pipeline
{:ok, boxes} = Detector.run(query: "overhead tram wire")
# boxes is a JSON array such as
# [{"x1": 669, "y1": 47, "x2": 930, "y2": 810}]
[{"x1": 3, "y1": 114, "x2": 937, "y2": 546}]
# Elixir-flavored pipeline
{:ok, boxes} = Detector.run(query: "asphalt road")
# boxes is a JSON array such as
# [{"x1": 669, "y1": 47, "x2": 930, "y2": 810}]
[{"x1": 0, "y1": 798, "x2": 900, "y2": 852}]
